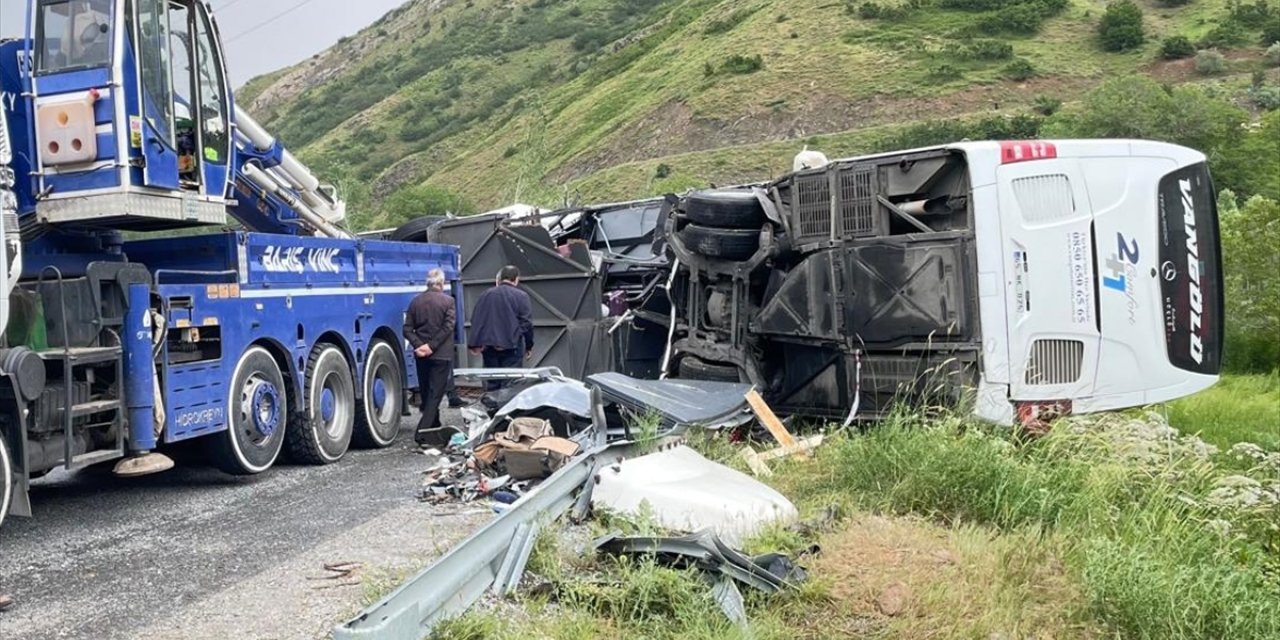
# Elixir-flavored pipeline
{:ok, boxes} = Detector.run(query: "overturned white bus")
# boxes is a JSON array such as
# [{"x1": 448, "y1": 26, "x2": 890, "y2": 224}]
[{"x1": 408, "y1": 139, "x2": 1223, "y2": 425}]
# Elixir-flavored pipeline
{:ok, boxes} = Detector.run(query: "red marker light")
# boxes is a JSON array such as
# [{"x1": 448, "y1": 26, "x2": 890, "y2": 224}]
[{"x1": 1000, "y1": 141, "x2": 1057, "y2": 164}]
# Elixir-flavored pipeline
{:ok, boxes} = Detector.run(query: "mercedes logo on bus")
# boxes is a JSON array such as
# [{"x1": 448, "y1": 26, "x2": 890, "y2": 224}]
[{"x1": 1160, "y1": 261, "x2": 1178, "y2": 282}]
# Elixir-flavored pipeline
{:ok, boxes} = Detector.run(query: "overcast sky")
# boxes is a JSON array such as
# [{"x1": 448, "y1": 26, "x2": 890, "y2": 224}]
[{"x1": 0, "y1": 0, "x2": 408, "y2": 87}]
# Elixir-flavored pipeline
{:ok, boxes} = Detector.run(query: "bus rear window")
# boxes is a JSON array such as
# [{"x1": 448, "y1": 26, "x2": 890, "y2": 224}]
[{"x1": 1158, "y1": 163, "x2": 1222, "y2": 375}]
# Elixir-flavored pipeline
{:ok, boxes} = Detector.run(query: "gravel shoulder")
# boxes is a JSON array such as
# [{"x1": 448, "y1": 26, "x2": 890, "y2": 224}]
[{"x1": 0, "y1": 415, "x2": 480, "y2": 640}]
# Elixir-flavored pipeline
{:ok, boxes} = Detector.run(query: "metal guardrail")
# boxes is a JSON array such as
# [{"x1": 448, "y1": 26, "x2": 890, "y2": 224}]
[{"x1": 333, "y1": 388, "x2": 614, "y2": 640}]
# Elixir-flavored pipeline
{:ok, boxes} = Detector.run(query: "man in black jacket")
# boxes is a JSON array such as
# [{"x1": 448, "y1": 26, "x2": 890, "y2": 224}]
[
  {"x1": 403, "y1": 268, "x2": 456, "y2": 446},
  {"x1": 468, "y1": 265, "x2": 534, "y2": 390}
]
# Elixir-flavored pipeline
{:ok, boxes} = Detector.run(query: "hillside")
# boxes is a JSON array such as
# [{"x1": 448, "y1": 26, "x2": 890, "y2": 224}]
[{"x1": 236, "y1": 0, "x2": 1280, "y2": 229}]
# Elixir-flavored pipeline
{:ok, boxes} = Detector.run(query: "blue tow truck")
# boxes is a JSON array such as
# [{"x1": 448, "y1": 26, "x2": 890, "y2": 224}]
[{"x1": 0, "y1": 0, "x2": 462, "y2": 529}]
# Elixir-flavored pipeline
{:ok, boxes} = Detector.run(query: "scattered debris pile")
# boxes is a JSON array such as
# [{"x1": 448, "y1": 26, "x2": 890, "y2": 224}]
[{"x1": 348, "y1": 368, "x2": 825, "y2": 638}]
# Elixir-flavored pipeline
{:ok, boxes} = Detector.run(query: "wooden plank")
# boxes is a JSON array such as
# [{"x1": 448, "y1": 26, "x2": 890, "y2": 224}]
[
  {"x1": 745, "y1": 389, "x2": 797, "y2": 448},
  {"x1": 739, "y1": 447, "x2": 774, "y2": 477},
  {"x1": 756, "y1": 434, "x2": 824, "y2": 463}
]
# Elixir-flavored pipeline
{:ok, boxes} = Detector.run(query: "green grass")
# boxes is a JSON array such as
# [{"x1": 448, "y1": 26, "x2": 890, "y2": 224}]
[
  {"x1": 774, "y1": 410, "x2": 1280, "y2": 639},
  {"x1": 1167, "y1": 373, "x2": 1280, "y2": 450}
]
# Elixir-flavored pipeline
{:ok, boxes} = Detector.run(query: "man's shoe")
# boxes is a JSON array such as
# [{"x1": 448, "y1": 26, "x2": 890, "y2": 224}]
[
  {"x1": 447, "y1": 396, "x2": 467, "y2": 408},
  {"x1": 0, "y1": 593, "x2": 13, "y2": 612}
]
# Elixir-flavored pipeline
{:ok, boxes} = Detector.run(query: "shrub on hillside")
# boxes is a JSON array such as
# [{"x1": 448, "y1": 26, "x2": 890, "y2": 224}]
[
  {"x1": 380, "y1": 184, "x2": 474, "y2": 228},
  {"x1": 948, "y1": 39, "x2": 1015, "y2": 60},
  {"x1": 1048, "y1": 76, "x2": 1246, "y2": 153},
  {"x1": 929, "y1": 62, "x2": 964, "y2": 80},
  {"x1": 720, "y1": 54, "x2": 764, "y2": 75},
  {"x1": 1197, "y1": 20, "x2": 1249, "y2": 49},
  {"x1": 855, "y1": 1, "x2": 912, "y2": 20},
  {"x1": 1098, "y1": 0, "x2": 1145, "y2": 52},
  {"x1": 1266, "y1": 43, "x2": 1280, "y2": 67},
  {"x1": 1195, "y1": 49, "x2": 1227, "y2": 75},
  {"x1": 1004, "y1": 58, "x2": 1036, "y2": 80},
  {"x1": 1157, "y1": 0, "x2": 1193, "y2": 6},
  {"x1": 1265, "y1": 17, "x2": 1280, "y2": 45},
  {"x1": 1219, "y1": 192, "x2": 1280, "y2": 372},
  {"x1": 977, "y1": 1, "x2": 1059, "y2": 35},
  {"x1": 1160, "y1": 35, "x2": 1196, "y2": 59},
  {"x1": 876, "y1": 114, "x2": 1043, "y2": 151},
  {"x1": 1250, "y1": 85, "x2": 1280, "y2": 110},
  {"x1": 1033, "y1": 94, "x2": 1062, "y2": 115}
]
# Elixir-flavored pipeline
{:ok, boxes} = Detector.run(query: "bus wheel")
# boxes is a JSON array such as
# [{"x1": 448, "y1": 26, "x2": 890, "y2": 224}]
[
  {"x1": 0, "y1": 430, "x2": 13, "y2": 529},
  {"x1": 212, "y1": 346, "x2": 288, "y2": 475},
  {"x1": 287, "y1": 344, "x2": 355, "y2": 464},
  {"x1": 353, "y1": 340, "x2": 403, "y2": 449}
]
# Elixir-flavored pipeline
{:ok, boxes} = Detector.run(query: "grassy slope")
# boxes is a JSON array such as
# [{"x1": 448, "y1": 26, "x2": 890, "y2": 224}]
[
  {"x1": 1168, "y1": 373, "x2": 1280, "y2": 450},
  {"x1": 236, "y1": 0, "x2": 1273, "y2": 226}
]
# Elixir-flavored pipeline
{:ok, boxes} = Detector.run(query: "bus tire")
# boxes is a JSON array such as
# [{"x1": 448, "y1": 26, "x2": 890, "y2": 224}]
[
  {"x1": 352, "y1": 340, "x2": 404, "y2": 449},
  {"x1": 678, "y1": 355, "x2": 742, "y2": 382},
  {"x1": 390, "y1": 216, "x2": 448, "y2": 242},
  {"x1": 287, "y1": 344, "x2": 355, "y2": 465},
  {"x1": 211, "y1": 346, "x2": 288, "y2": 476},
  {"x1": 676, "y1": 224, "x2": 761, "y2": 261},
  {"x1": 684, "y1": 189, "x2": 767, "y2": 228},
  {"x1": 0, "y1": 430, "x2": 12, "y2": 530}
]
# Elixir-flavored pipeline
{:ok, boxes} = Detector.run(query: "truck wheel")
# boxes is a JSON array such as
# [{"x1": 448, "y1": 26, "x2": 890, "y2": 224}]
[
  {"x1": 287, "y1": 344, "x2": 356, "y2": 464},
  {"x1": 676, "y1": 224, "x2": 760, "y2": 261},
  {"x1": 678, "y1": 355, "x2": 742, "y2": 382},
  {"x1": 0, "y1": 431, "x2": 12, "y2": 529},
  {"x1": 353, "y1": 340, "x2": 403, "y2": 449},
  {"x1": 684, "y1": 189, "x2": 767, "y2": 228},
  {"x1": 212, "y1": 346, "x2": 288, "y2": 475}
]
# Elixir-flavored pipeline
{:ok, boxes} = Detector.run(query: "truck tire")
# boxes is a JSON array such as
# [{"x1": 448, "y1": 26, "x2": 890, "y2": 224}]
[
  {"x1": 684, "y1": 189, "x2": 767, "y2": 228},
  {"x1": 353, "y1": 340, "x2": 404, "y2": 449},
  {"x1": 212, "y1": 346, "x2": 289, "y2": 475},
  {"x1": 676, "y1": 224, "x2": 760, "y2": 261},
  {"x1": 287, "y1": 344, "x2": 356, "y2": 464},
  {"x1": 0, "y1": 431, "x2": 12, "y2": 530},
  {"x1": 678, "y1": 355, "x2": 742, "y2": 382},
  {"x1": 390, "y1": 215, "x2": 448, "y2": 242}
]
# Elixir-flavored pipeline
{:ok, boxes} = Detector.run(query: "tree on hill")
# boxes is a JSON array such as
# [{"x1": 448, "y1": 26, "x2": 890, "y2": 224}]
[
  {"x1": 377, "y1": 184, "x2": 474, "y2": 229},
  {"x1": 1098, "y1": 0, "x2": 1145, "y2": 52}
]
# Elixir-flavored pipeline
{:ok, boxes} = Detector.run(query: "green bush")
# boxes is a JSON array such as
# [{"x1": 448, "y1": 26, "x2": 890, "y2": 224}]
[
  {"x1": 1249, "y1": 85, "x2": 1280, "y2": 111},
  {"x1": 1194, "y1": 49, "x2": 1227, "y2": 75},
  {"x1": 1033, "y1": 94, "x2": 1063, "y2": 115},
  {"x1": 1004, "y1": 57, "x2": 1036, "y2": 80},
  {"x1": 1098, "y1": 0, "x2": 1145, "y2": 52},
  {"x1": 720, "y1": 53, "x2": 764, "y2": 74},
  {"x1": 653, "y1": 163, "x2": 672, "y2": 179},
  {"x1": 1160, "y1": 35, "x2": 1196, "y2": 59},
  {"x1": 703, "y1": 8, "x2": 757, "y2": 35},
  {"x1": 379, "y1": 184, "x2": 474, "y2": 228},
  {"x1": 929, "y1": 62, "x2": 964, "y2": 80},
  {"x1": 1047, "y1": 76, "x2": 1247, "y2": 166},
  {"x1": 1264, "y1": 17, "x2": 1280, "y2": 45},
  {"x1": 856, "y1": 1, "x2": 911, "y2": 20},
  {"x1": 1265, "y1": 42, "x2": 1280, "y2": 67},
  {"x1": 1198, "y1": 20, "x2": 1249, "y2": 48},
  {"x1": 1219, "y1": 193, "x2": 1280, "y2": 372},
  {"x1": 948, "y1": 38, "x2": 1015, "y2": 60}
]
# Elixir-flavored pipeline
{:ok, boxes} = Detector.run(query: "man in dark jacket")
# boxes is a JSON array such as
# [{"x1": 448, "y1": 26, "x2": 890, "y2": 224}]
[
  {"x1": 403, "y1": 268, "x2": 456, "y2": 446},
  {"x1": 468, "y1": 265, "x2": 534, "y2": 389}
]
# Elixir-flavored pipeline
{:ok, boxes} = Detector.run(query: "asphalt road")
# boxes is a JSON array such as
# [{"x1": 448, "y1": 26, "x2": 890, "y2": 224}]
[{"x1": 0, "y1": 414, "x2": 486, "y2": 640}]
